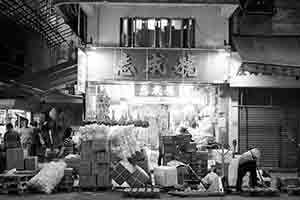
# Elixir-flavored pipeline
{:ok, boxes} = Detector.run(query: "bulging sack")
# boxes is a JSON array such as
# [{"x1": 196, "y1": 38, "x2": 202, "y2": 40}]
[{"x1": 28, "y1": 160, "x2": 67, "y2": 194}]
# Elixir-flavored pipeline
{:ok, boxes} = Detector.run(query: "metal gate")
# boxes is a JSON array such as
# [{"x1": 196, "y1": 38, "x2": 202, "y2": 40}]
[{"x1": 239, "y1": 106, "x2": 281, "y2": 167}]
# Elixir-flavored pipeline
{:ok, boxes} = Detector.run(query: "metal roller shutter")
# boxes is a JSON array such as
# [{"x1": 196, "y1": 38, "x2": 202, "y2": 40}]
[
  {"x1": 239, "y1": 107, "x2": 281, "y2": 167},
  {"x1": 280, "y1": 108, "x2": 299, "y2": 168}
]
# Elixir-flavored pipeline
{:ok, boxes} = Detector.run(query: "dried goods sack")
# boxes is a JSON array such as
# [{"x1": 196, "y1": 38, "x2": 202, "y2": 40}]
[
  {"x1": 28, "y1": 160, "x2": 67, "y2": 194},
  {"x1": 228, "y1": 158, "x2": 239, "y2": 186}
]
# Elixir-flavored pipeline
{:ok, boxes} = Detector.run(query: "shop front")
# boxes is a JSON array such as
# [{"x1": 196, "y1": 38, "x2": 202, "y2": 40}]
[{"x1": 82, "y1": 47, "x2": 233, "y2": 149}]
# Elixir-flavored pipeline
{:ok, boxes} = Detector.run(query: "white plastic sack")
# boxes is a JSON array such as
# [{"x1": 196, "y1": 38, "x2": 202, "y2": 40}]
[
  {"x1": 143, "y1": 147, "x2": 159, "y2": 172},
  {"x1": 28, "y1": 160, "x2": 67, "y2": 194},
  {"x1": 228, "y1": 158, "x2": 239, "y2": 187},
  {"x1": 242, "y1": 172, "x2": 250, "y2": 188},
  {"x1": 202, "y1": 172, "x2": 223, "y2": 192},
  {"x1": 167, "y1": 160, "x2": 186, "y2": 168}
]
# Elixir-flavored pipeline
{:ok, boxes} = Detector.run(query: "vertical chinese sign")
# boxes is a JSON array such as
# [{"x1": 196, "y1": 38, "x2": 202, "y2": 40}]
[{"x1": 77, "y1": 49, "x2": 87, "y2": 94}]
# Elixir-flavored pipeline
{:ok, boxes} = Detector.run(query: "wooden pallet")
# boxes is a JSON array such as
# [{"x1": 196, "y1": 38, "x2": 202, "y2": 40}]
[
  {"x1": 79, "y1": 186, "x2": 112, "y2": 192},
  {"x1": 0, "y1": 173, "x2": 35, "y2": 195},
  {"x1": 0, "y1": 181, "x2": 28, "y2": 195},
  {"x1": 287, "y1": 187, "x2": 300, "y2": 196},
  {"x1": 241, "y1": 188, "x2": 279, "y2": 197},
  {"x1": 123, "y1": 187, "x2": 160, "y2": 198}
]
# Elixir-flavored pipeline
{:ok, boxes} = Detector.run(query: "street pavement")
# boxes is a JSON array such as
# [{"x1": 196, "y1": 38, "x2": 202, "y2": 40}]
[{"x1": 0, "y1": 192, "x2": 299, "y2": 200}]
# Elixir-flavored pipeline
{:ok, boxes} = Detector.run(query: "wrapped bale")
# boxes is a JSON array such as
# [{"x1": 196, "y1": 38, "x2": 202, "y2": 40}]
[
  {"x1": 154, "y1": 166, "x2": 178, "y2": 187},
  {"x1": 28, "y1": 160, "x2": 67, "y2": 194}
]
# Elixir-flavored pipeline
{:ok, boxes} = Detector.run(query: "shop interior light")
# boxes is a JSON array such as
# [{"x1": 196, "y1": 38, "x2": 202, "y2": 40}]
[
  {"x1": 152, "y1": 85, "x2": 163, "y2": 96},
  {"x1": 166, "y1": 85, "x2": 175, "y2": 96},
  {"x1": 139, "y1": 85, "x2": 149, "y2": 96}
]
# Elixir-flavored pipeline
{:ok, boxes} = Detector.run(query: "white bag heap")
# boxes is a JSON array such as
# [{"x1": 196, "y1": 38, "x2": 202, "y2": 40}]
[{"x1": 28, "y1": 160, "x2": 67, "y2": 194}]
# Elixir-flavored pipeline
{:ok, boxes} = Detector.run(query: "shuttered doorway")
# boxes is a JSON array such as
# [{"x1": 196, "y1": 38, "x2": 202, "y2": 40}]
[{"x1": 239, "y1": 106, "x2": 281, "y2": 167}]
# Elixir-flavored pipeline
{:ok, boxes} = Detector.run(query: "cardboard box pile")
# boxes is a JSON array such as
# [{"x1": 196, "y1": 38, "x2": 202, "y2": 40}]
[
  {"x1": 6, "y1": 148, "x2": 24, "y2": 170},
  {"x1": 58, "y1": 168, "x2": 74, "y2": 190},
  {"x1": 24, "y1": 156, "x2": 38, "y2": 171},
  {"x1": 6, "y1": 149, "x2": 38, "y2": 171},
  {"x1": 79, "y1": 140, "x2": 111, "y2": 188},
  {"x1": 162, "y1": 135, "x2": 208, "y2": 177}
]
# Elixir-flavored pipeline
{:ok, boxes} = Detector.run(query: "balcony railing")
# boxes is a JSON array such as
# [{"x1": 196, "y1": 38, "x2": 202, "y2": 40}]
[{"x1": 0, "y1": 0, "x2": 80, "y2": 48}]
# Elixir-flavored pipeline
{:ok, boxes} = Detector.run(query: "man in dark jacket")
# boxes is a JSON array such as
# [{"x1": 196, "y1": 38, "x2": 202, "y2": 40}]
[{"x1": 3, "y1": 123, "x2": 21, "y2": 150}]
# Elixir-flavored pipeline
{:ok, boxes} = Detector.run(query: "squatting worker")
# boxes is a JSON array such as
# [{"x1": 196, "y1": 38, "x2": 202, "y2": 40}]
[
  {"x1": 3, "y1": 123, "x2": 21, "y2": 150},
  {"x1": 236, "y1": 148, "x2": 261, "y2": 191}
]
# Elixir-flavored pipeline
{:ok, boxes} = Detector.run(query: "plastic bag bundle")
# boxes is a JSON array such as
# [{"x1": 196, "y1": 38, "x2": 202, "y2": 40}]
[
  {"x1": 78, "y1": 123, "x2": 152, "y2": 160},
  {"x1": 78, "y1": 124, "x2": 109, "y2": 142},
  {"x1": 28, "y1": 160, "x2": 67, "y2": 194}
]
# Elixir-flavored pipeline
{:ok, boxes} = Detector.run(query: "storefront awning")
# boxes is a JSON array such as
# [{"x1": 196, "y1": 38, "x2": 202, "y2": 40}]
[
  {"x1": 41, "y1": 89, "x2": 83, "y2": 104},
  {"x1": 239, "y1": 62, "x2": 300, "y2": 78},
  {"x1": 233, "y1": 35, "x2": 300, "y2": 67},
  {"x1": 19, "y1": 61, "x2": 78, "y2": 91},
  {"x1": 233, "y1": 35, "x2": 300, "y2": 78}
]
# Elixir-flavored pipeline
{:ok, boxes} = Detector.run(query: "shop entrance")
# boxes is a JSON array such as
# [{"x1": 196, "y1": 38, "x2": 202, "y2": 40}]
[{"x1": 85, "y1": 82, "x2": 222, "y2": 150}]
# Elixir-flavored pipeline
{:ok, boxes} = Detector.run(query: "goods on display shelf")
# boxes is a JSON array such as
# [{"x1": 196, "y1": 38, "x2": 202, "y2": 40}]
[{"x1": 82, "y1": 120, "x2": 150, "y2": 128}]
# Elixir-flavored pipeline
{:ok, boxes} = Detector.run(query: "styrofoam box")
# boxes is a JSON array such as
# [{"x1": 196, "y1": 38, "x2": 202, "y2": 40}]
[{"x1": 154, "y1": 166, "x2": 177, "y2": 187}]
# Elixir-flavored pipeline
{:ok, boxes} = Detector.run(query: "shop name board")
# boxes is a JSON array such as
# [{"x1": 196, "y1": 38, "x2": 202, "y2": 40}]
[
  {"x1": 135, "y1": 84, "x2": 178, "y2": 97},
  {"x1": 85, "y1": 48, "x2": 230, "y2": 83},
  {"x1": 77, "y1": 49, "x2": 87, "y2": 93}
]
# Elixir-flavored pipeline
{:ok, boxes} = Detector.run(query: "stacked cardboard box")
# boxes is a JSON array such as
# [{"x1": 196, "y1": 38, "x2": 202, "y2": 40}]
[
  {"x1": 162, "y1": 135, "x2": 208, "y2": 177},
  {"x1": 80, "y1": 140, "x2": 111, "y2": 188},
  {"x1": 24, "y1": 156, "x2": 38, "y2": 171},
  {"x1": 58, "y1": 168, "x2": 74, "y2": 191},
  {"x1": 6, "y1": 148, "x2": 24, "y2": 170}
]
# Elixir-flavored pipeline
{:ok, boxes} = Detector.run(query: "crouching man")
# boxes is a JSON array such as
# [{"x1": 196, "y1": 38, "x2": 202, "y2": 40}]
[{"x1": 236, "y1": 148, "x2": 261, "y2": 192}]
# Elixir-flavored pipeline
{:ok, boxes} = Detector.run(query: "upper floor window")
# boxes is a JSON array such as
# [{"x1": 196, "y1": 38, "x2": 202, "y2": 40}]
[{"x1": 120, "y1": 17, "x2": 195, "y2": 48}]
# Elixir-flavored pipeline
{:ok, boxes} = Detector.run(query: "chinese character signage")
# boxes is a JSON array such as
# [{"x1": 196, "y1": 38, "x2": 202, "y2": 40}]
[
  {"x1": 135, "y1": 84, "x2": 179, "y2": 97},
  {"x1": 87, "y1": 48, "x2": 230, "y2": 83},
  {"x1": 77, "y1": 49, "x2": 87, "y2": 93}
]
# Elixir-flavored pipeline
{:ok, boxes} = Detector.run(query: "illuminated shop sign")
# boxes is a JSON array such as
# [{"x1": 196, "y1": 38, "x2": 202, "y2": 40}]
[{"x1": 135, "y1": 84, "x2": 178, "y2": 97}]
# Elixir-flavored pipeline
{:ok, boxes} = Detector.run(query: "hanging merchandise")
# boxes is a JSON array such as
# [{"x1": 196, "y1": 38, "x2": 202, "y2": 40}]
[{"x1": 96, "y1": 88, "x2": 111, "y2": 121}]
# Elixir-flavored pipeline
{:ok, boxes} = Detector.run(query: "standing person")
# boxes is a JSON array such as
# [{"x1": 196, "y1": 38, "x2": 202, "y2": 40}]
[
  {"x1": 236, "y1": 148, "x2": 261, "y2": 192},
  {"x1": 30, "y1": 121, "x2": 46, "y2": 158},
  {"x1": 19, "y1": 119, "x2": 33, "y2": 157},
  {"x1": 3, "y1": 123, "x2": 21, "y2": 150},
  {"x1": 58, "y1": 127, "x2": 74, "y2": 158}
]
